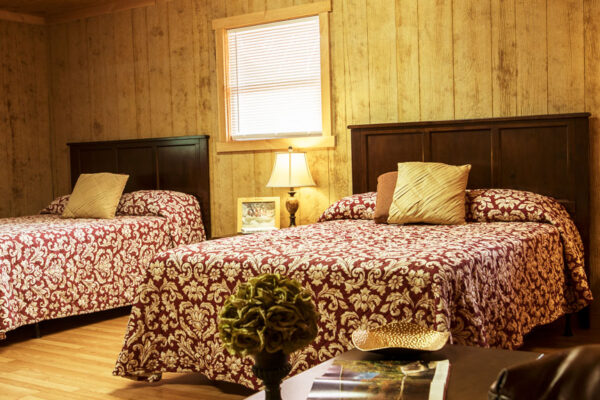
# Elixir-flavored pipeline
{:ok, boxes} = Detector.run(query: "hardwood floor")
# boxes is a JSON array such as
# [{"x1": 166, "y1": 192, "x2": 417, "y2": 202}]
[
  {"x1": 0, "y1": 309, "x2": 254, "y2": 400},
  {"x1": 0, "y1": 306, "x2": 597, "y2": 400}
]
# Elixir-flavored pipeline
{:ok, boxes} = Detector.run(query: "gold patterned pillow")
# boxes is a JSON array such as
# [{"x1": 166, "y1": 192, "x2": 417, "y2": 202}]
[
  {"x1": 387, "y1": 162, "x2": 471, "y2": 225},
  {"x1": 62, "y1": 173, "x2": 129, "y2": 219}
]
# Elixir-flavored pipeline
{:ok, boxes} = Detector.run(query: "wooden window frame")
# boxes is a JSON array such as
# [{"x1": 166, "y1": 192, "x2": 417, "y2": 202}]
[{"x1": 212, "y1": 1, "x2": 334, "y2": 153}]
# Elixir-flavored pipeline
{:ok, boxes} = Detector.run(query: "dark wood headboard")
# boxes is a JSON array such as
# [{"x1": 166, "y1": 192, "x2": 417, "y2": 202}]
[
  {"x1": 68, "y1": 135, "x2": 211, "y2": 238},
  {"x1": 350, "y1": 112, "x2": 590, "y2": 264}
]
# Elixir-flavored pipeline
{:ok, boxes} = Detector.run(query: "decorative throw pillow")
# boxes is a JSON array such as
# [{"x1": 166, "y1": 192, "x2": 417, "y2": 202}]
[
  {"x1": 116, "y1": 190, "x2": 206, "y2": 244},
  {"x1": 318, "y1": 192, "x2": 376, "y2": 222},
  {"x1": 373, "y1": 171, "x2": 397, "y2": 224},
  {"x1": 62, "y1": 173, "x2": 129, "y2": 219},
  {"x1": 40, "y1": 195, "x2": 70, "y2": 215},
  {"x1": 465, "y1": 188, "x2": 569, "y2": 223},
  {"x1": 388, "y1": 162, "x2": 471, "y2": 225}
]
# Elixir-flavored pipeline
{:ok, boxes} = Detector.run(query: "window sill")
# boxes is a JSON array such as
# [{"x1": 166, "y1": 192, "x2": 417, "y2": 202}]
[{"x1": 216, "y1": 136, "x2": 335, "y2": 153}]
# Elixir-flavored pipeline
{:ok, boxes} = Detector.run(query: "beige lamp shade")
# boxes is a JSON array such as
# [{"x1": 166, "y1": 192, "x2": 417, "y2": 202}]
[{"x1": 266, "y1": 151, "x2": 316, "y2": 188}]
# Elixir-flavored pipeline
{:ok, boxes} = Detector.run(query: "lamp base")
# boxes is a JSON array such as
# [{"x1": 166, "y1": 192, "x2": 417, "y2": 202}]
[{"x1": 286, "y1": 191, "x2": 299, "y2": 227}]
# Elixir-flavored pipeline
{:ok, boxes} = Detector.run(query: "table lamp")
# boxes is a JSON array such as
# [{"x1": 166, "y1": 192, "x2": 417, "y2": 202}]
[{"x1": 266, "y1": 146, "x2": 316, "y2": 227}]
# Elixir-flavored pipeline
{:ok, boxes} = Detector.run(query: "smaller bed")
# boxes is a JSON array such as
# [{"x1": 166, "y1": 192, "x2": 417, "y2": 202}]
[
  {"x1": 0, "y1": 190, "x2": 204, "y2": 338},
  {"x1": 0, "y1": 135, "x2": 211, "y2": 338}
]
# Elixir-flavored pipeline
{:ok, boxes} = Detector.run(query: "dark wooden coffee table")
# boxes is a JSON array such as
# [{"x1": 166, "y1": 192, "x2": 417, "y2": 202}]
[{"x1": 246, "y1": 344, "x2": 542, "y2": 399}]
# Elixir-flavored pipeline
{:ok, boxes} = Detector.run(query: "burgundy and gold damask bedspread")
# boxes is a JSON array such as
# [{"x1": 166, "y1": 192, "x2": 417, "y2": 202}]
[
  {"x1": 0, "y1": 190, "x2": 205, "y2": 339},
  {"x1": 113, "y1": 189, "x2": 592, "y2": 390}
]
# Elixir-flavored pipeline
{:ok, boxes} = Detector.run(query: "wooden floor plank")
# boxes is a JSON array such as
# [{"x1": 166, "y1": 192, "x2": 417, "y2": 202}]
[
  {"x1": 32, "y1": 338, "x2": 82, "y2": 350},
  {"x1": 0, "y1": 380, "x2": 39, "y2": 396},
  {"x1": 0, "y1": 370, "x2": 80, "y2": 393}
]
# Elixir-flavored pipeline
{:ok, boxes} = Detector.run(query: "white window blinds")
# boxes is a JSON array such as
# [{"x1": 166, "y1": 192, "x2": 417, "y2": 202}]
[{"x1": 227, "y1": 16, "x2": 323, "y2": 140}]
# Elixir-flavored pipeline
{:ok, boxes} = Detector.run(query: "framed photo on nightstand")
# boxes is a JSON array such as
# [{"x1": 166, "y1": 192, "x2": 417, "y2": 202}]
[{"x1": 237, "y1": 197, "x2": 281, "y2": 234}]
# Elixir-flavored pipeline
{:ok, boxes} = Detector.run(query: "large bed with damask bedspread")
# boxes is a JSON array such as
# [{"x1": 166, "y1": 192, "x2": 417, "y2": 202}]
[
  {"x1": 112, "y1": 114, "x2": 593, "y2": 390},
  {"x1": 113, "y1": 189, "x2": 592, "y2": 389}
]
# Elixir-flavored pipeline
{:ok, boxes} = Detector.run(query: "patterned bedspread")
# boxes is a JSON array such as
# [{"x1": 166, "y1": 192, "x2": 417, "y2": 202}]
[
  {"x1": 0, "y1": 190, "x2": 205, "y2": 339},
  {"x1": 113, "y1": 189, "x2": 592, "y2": 390}
]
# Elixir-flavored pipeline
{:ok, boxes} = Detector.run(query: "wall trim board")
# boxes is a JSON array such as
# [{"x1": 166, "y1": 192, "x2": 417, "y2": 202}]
[
  {"x1": 0, "y1": 9, "x2": 46, "y2": 25},
  {"x1": 212, "y1": 0, "x2": 332, "y2": 30},
  {"x1": 46, "y1": 0, "x2": 174, "y2": 24},
  {"x1": 0, "y1": 0, "x2": 175, "y2": 26}
]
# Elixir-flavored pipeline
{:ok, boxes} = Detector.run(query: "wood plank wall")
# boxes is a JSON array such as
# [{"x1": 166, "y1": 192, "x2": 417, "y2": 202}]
[
  {"x1": 0, "y1": 20, "x2": 53, "y2": 217},
  {"x1": 46, "y1": 0, "x2": 600, "y2": 294},
  {"x1": 47, "y1": 0, "x2": 349, "y2": 237}
]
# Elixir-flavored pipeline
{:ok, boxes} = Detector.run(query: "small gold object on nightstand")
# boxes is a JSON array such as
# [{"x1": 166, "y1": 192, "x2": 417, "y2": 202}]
[{"x1": 266, "y1": 147, "x2": 315, "y2": 227}]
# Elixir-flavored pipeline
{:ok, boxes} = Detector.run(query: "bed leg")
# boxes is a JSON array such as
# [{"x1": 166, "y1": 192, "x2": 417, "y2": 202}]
[
  {"x1": 33, "y1": 323, "x2": 41, "y2": 339},
  {"x1": 577, "y1": 306, "x2": 591, "y2": 330},
  {"x1": 563, "y1": 314, "x2": 573, "y2": 337}
]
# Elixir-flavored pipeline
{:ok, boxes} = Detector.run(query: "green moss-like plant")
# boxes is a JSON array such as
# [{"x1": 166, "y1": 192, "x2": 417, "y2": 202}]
[{"x1": 218, "y1": 273, "x2": 319, "y2": 356}]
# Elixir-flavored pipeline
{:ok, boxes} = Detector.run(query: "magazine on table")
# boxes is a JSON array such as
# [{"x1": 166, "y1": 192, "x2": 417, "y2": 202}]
[{"x1": 307, "y1": 359, "x2": 450, "y2": 400}]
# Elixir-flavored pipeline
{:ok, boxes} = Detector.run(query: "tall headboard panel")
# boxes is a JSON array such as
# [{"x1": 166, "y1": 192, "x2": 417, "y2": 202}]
[
  {"x1": 68, "y1": 135, "x2": 211, "y2": 238},
  {"x1": 350, "y1": 112, "x2": 590, "y2": 263}
]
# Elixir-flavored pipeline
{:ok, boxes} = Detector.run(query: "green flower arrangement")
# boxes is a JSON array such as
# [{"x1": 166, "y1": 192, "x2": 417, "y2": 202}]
[{"x1": 218, "y1": 273, "x2": 319, "y2": 356}]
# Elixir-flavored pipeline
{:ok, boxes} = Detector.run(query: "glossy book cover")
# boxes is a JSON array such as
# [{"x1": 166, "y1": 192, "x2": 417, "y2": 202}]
[{"x1": 307, "y1": 359, "x2": 450, "y2": 400}]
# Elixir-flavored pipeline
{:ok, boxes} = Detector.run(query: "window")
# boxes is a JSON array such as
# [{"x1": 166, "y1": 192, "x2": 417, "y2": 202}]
[
  {"x1": 228, "y1": 17, "x2": 322, "y2": 140},
  {"x1": 213, "y1": 1, "x2": 334, "y2": 152}
]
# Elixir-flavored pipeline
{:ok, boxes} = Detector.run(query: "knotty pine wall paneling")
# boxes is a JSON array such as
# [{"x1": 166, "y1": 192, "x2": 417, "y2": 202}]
[
  {"x1": 490, "y1": 0, "x2": 517, "y2": 117},
  {"x1": 0, "y1": 20, "x2": 52, "y2": 217},
  {"x1": 47, "y1": 0, "x2": 600, "y2": 294},
  {"x1": 453, "y1": 1, "x2": 492, "y2": 119}
]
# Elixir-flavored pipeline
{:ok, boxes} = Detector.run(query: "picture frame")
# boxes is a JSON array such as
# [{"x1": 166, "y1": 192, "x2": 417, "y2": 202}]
[{"x1": 237, "y1": 197, "x2": 281, "y2": 234}]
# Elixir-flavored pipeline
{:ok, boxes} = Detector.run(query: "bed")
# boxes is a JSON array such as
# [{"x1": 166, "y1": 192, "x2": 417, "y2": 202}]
[
  {"x1": 112, "y1": 114, "x2": 593, "y2": 390},
  {"x1": 0, "y1": 136, "x2": 211, "y2": 339}
]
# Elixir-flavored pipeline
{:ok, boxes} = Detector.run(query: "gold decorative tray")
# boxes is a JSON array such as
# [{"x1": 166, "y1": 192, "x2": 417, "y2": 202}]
[{"x1": 351, "y1": 322, "x2": 450, "y2": 352}]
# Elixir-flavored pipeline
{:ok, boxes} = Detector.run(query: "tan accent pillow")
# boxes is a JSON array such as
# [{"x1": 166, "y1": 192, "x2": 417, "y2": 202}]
[
  {"x1": 62, "y1": 173, "x2": 129, "y2": 219},
  {"x1": 374, "y1": 171, "x2": 397, "y2": 224},
  {"x1": 388, "y1": 162, "x2": 471, "y2": 225}
]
